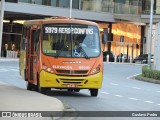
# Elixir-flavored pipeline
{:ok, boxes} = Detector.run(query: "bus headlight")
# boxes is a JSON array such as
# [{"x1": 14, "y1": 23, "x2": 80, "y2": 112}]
[
  {"x1": 43, "y1": 65, "x2": 47, "y2": 70},
  {"x1": 43, "y1": 65, "x2": 54, "y2": 73},
  {"x1": 91, "y1": 65, "x2": 101, "y2": 74},
  {"x1": 47, "y1": 68, "x2": 51, "y2": 72}
]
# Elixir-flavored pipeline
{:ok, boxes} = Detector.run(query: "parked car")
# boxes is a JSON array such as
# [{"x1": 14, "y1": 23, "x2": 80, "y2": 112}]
[
  {"x1": 117, "y1": 53, "x2": 130, "y2": 62},
  {"x1": 103, "y1": 51, "x2": 115, "y2": 62},
  {"x1": 132, "y1": 54, "x2": 154, "y2": 64}
]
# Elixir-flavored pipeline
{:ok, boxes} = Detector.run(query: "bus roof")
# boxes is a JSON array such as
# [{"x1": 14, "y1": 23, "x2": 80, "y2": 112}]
[{"x1": 23, "y1": 17, "x2": 98, "y2": 26}]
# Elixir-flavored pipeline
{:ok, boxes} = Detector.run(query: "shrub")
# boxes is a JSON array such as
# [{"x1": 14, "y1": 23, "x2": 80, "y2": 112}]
[{"x1": 142, "y1": 65, "x2": 160, "y2": 80}]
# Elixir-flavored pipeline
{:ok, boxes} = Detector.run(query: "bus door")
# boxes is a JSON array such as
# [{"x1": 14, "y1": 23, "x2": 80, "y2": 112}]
[{"x1": 27, "y1": 27, "x2": 40, "y2": 83}]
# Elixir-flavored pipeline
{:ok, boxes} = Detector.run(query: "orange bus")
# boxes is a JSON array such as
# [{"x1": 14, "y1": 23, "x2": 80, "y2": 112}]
[{"x1": 19, "y1": 17, "x2": 107, "y2": 96}]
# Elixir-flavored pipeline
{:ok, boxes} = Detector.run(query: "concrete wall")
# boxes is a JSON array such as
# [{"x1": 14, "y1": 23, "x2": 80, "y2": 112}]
[{"x1": 154, "y1": 22, "x2": 160, "y2": 70}]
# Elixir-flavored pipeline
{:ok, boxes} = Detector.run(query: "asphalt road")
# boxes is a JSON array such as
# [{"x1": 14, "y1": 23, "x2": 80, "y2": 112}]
[
  {"x1": 0, "y1": 61, "x2": 160, "y2": 120},
  {"x1": 50, "y1": 63, "x2": 160, "y2": 111}
]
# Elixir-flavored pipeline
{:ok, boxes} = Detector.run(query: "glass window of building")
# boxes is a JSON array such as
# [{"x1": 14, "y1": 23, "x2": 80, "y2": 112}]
[
  {"x1": 18, "y1": 0, "x2": 28, "y2": 3},
  {"x1": 59, "y1": 0, "x2": 70, "y2": 8},
  {"x1": 33, "y1": 0, "x2": 42, "y2": 5},
  {"x1": 51, "y1": 0, "x2": 56, "y2": 7},
  {"x1": 18, "y1": 0, "x2": 42, "y2": 4},
  {"x1": 114, "y1": 0, "x2": 141, "y2": 14},
  {"x1": 42, "y1": 0, "x2": 51, "y2": 6},
  {"x1": 73, "y1": 0, "x2": 80, "y2": 9},
  {"x1": 80, "y1": 0, "x2": 101, "y2": 12},
  {"x1": 101, "y1": 0, "x2": 113, "y2": 12},
  {"x1": 6, "y1": 0, "x2": 18, "y2": 2}
]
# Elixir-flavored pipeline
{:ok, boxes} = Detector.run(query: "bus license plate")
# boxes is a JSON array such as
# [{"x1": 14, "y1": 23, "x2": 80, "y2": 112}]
[{"x1": 67, "y1": 84, "x2": 77, "y2": 88}]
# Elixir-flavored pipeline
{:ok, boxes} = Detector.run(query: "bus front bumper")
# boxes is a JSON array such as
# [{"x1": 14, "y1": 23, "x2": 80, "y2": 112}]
[{"x1": 40, "y1": 70, "x2": 103, "y2": 89}]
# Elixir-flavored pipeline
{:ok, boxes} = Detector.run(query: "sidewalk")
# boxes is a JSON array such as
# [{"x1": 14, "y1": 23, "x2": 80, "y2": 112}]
[{"x1": 0, "y1": 81, "x2": 64, "y2": 119}]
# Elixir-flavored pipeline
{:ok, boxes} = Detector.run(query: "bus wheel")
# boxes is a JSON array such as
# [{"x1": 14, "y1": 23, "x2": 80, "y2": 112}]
[
  {"x1": 90, "y1": 89, "x2": 98, "y2": 97},
  {"x1": 74, "y1": 89, "x2": 80, "y2": 92},
  {"x1": 26, "y1": 81, "x2": 33, "y2": 90},
  {"x1": 38, "y1": 85, "x2": 47, "y2": 94},
  {"x1": 68, "y1": 89, "x2": 74, "y2": 92}
]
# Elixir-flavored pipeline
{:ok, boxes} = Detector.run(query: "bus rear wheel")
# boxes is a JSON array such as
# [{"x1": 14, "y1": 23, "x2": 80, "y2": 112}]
[
  {"x1": 26, "y1": 81, "x2": 34, "y2": 90},
  {"x1": 90, "y1": 89, "x2": 98, "y2": 97}
]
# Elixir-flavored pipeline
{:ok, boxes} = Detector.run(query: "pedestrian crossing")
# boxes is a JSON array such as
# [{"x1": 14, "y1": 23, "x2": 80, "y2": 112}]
[{"x1": 0, "y1": 67, "x2": 19, "y2": 72}]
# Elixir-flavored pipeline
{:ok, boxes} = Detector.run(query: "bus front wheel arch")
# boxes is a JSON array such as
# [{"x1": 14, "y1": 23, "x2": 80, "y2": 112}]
[
  {"x1": 37, "y1": 76, "x2": 50, "y2": 94},
  {"x1": 37, "y1": 80, "x2": 46, "y2": 94}
]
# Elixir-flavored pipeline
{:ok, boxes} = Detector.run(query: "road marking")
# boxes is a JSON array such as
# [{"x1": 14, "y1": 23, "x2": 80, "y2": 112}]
[
  {"x1": 110, "y1": 83, "x2": 119, "y2": 86},
  {"x1": 156, "y1": 91, "x2": 160, "y2": 93},
  {"x1": 132, "y1": 87, "x2": 141, "y2": 90},
  {"x1": 114, "y1": 95, "x2": 124, "y2": 98},
  {"x1": 0, "y1": 81, "x2": 11, "y2": 86},
  {"x1": 102, "y1": 92, "x2": 110, "y2": 95},
  {"x1": 0, "y1": 69, "x2": 8, "y2": 72},
  {"x1": 10, "y1": 69, "x2": 19, "y2": 71},
  {"x1": 157, "y1": 104, "x2": 160, "y2": 106},
  {"x1": 144, "y1": 101, "x2": 154, "y2": 104},
  {"x1": 128, "y1": 98, "x2": 139, "y2": 101},
  {"x1": 0, "y1": 68, "x2": 18, "y2": 72},
  {"x1": 127, "y1": 74, "x2": 141, "y2": 79}
]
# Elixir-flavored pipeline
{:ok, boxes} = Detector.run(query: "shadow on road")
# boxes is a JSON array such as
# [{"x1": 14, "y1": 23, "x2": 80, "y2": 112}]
[{"x1": 46, "y1": 89, "x2": 91, "y2": 97}]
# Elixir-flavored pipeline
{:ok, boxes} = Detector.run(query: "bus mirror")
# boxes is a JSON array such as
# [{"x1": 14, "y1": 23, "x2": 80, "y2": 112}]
[{"x1": 102, "y1": 34, "x2": 107, "y2": 44}]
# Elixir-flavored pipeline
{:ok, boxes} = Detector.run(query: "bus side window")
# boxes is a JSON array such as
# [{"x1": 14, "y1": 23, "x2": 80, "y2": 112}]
[
  {"x1": 35, "y1": 29, "x2": 40, "y2": 56},
  {"x1": 32, "y1": 29, "x2": 40, "y2": 54},
  {"x1": 21, "y1": 26, "x2": 27, "y2": 51},
  {"x1": 43, "y1": 39, "x2": 52, "y2": 52}
]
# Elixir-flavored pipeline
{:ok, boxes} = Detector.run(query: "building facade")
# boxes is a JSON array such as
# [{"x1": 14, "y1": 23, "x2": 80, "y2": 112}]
[{"x1": 0, "y1": 0, "x2": 160, "y2": 59}]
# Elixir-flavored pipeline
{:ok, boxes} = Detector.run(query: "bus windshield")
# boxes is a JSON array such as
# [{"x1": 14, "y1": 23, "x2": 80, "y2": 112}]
[{"x1": 42, "y1": 24, "x2": 100, "y2": 58}]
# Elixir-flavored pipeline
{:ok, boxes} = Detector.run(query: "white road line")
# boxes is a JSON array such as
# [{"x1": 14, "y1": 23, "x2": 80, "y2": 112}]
[
  {"x1": 110, "y1": 83, "x2": 119, "y2": 86},
  {"x1": 144, "y1": 101, "x2": 154, "y2": 104},
  {"x1": 114, "y1": 95, "x2": 124, "y2": 98},
  {"x1": 0, "y1": 68, "x2": 18, "y2": 72},
  {"x1": 10, "y1": 69, "x2": 19, "y2": 71},
  {"x1": 132, "y1": 87, "x2": 141, "y2": 90},
  {"x1": 102, "y1": 92, "x2": 110, "y2": 95},
  {"x1": 127, "y1": 73, "x2": 141, "y2": 79},
  {"x1": 156, "y1": 91, "x2": 160, "y2": 93},
  {"x1": 157, "y1": 104, "x2": 160, "y2": 106},
  {"x1": 0, "y1": 81, "x2": 11, "y2": 86},
  {"x1": 128, "y1": 98, "x2": 139, "y2": 101},
  {"x1": 0, "y1": 69, "x2": 8, "y2": 72}
]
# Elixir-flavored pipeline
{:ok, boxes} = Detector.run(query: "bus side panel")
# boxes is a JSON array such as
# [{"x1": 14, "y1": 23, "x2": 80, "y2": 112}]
[{"x1": 19, "y1": 50, "x2": 26, "y2": 80}]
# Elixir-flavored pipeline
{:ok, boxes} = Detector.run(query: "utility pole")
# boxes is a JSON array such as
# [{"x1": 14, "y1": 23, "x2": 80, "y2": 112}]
[
  {"x1": 69, "y1": 0, "x2": 72, "y2": 18},
  {"x1": 148, "y1": 0, "x2": 154, "y2": 69},
  {"x1": 0, "y1": 0, "x2": 5, "y2": 57}
]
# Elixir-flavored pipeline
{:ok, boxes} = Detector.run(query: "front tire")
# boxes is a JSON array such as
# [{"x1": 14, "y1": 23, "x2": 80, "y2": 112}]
[
  {"x1": 37, "y1": 84, "x2": 49, "y2": 94},
  {"x1": 37, "y1": 81, "x2": 50, "y2": 94},
  {"x1": 74, "y1": 89, "x2": 80, "y2": 92},
  {"x1": 90, "y1": 89, "x2": 98, "y2": 97}
]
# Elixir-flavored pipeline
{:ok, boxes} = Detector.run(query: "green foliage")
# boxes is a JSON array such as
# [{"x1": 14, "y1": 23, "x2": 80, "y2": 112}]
[{"x1": 142, "y1": 65, "x2": 160, "y2": 80}]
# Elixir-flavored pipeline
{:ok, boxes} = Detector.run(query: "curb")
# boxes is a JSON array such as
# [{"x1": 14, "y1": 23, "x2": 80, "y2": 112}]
[
  {"x1": 134, "y1": 76, "x2": 160, "y2": 84},
  {"x1": 103, "y1": 62, "x2": 145, "y2": 66},
  {"x1": 0, "y1": 58, "x2": 19, "y2": 62}
]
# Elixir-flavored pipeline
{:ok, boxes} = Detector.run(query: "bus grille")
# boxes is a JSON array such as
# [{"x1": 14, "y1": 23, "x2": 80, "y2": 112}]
[
  {"x1": 59, "y1": 78, "x2": 85, "y2": 84},
  {"x1": 56, "y1": 70, "x2": 88, "y2": 75}
]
